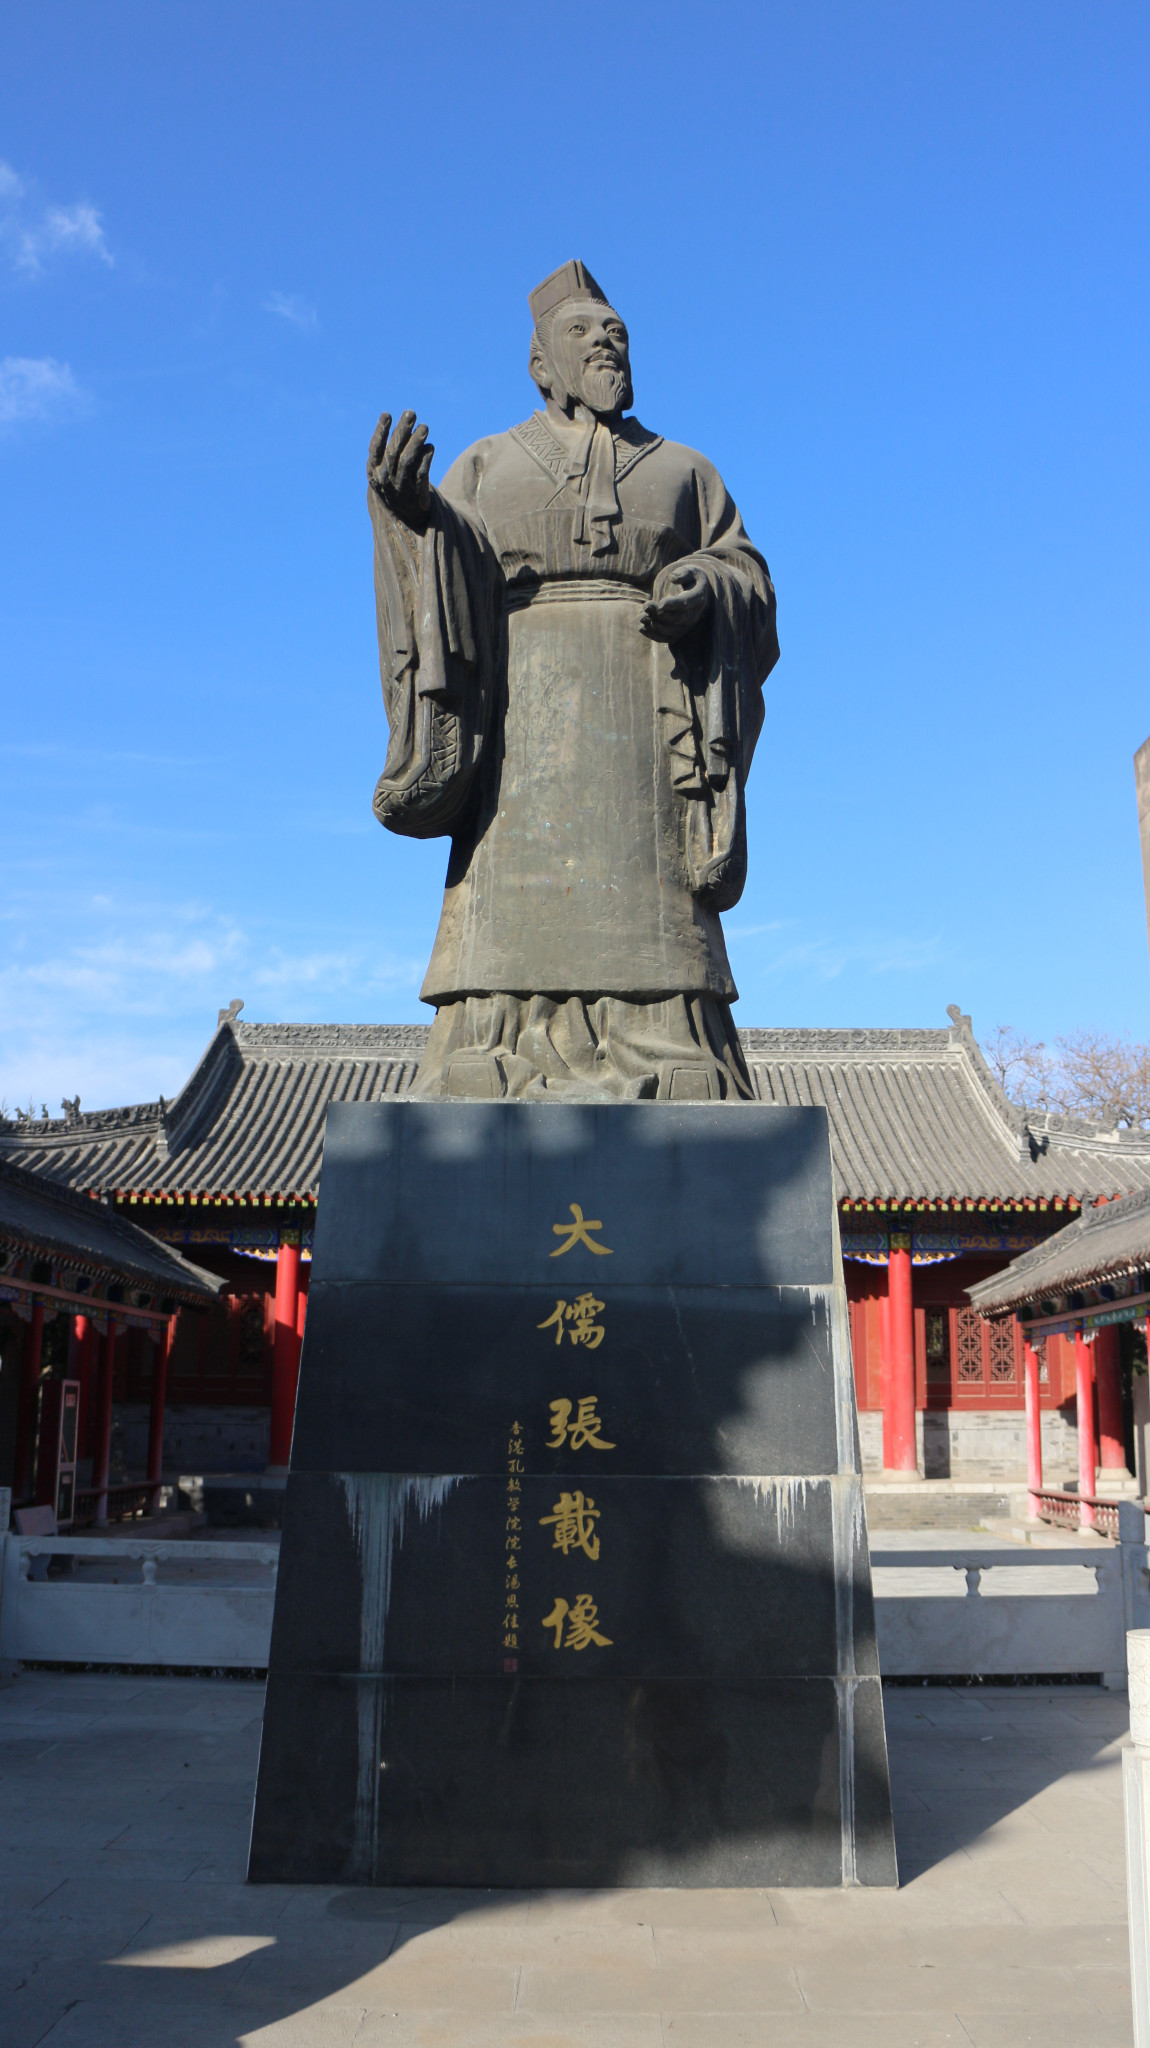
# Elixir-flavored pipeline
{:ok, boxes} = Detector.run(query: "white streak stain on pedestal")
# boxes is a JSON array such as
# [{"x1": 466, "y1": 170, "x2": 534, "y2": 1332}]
[
  {"x1": 341, "y1": 1473, "x2": 459, "y2": 1877},
  {"x1": 818, "y1": 1225, "x2": 893, "y2": 1888},
  {"x1": 734, "y1": 1474, "x2": 815, "y2": 1538}
]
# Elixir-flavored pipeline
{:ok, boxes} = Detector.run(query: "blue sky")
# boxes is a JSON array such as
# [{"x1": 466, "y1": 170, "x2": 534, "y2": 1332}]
[{"x1": 1, "y1": 1, "x2": 1148, "y2": 1110}]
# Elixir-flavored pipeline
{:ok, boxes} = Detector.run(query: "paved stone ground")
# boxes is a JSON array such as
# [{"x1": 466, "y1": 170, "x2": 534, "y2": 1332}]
[{"x1": 0, "y1": 1671, "x2": 1133, "y2": 2048}]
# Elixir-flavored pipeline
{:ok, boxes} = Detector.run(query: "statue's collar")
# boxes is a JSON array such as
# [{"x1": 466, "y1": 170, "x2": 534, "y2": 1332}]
[{"x1": 511, "y1": 410, "x2": 662, "y2": 486}]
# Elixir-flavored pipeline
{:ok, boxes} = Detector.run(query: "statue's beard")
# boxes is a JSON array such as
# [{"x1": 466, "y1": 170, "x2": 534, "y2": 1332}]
[{"x1": 575, "y1": 363, "x2": 631, "y2": 416}]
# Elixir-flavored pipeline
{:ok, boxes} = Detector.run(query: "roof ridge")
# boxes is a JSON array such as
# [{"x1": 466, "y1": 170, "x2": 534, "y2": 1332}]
[
  {"x1": 161, "y1": 1020, "x2": 243, "y2": 1157},
  {"x1": 740, "y1": 1027, "x2": 952, "y2": 1055},
  {"x1": 1081, "y1": 1185, "x2": 1150, "y2": 1226},
  {"x1": 234, "y1": 1020, "x2": 431, "y2": 1048},
  {"x1": 0, "y1": 1099, "x2": 163, "y2": 1139},
  {"x1": 1025, "y1": 1106, "x2": 1150, "y2": 1149}
]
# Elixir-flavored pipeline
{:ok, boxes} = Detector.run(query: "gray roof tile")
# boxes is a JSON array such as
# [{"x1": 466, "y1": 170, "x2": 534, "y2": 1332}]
[
  {"x1": 0, "y1": 1155, "x2": 222, "y2": 1299},
  {"x1": 968, "y1": 1187, "x2": 1150, "y2": 1313},
  {"x1": 4, "y1": 1010, "x2": 1150, "y2": 1208}
]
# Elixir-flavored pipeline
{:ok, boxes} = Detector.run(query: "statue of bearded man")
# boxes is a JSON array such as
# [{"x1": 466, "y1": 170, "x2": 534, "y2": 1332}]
[{"x1": 367, "y1": 260, "x2": 779, "y2": 1102}]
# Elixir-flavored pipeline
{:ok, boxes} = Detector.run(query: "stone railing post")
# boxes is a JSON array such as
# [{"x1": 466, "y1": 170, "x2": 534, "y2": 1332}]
[{"x1": 1124, "y1": 1630, "x2": 1150, "y2": 2046}]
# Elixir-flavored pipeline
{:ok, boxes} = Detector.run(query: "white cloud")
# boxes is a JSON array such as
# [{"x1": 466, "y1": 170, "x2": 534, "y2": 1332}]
[
  {"x1": 0, "y1": 159, "x2": 113, "y2": 275},
  {"x1": 0, "y1": 885, "x2": 426, "y2": 1111},
  {"x1": 0, "y1": 356, "x2": 86, "y2": 427},
  {"x1": 39, "y1": 202, "x2": 112, "y2": 266},
  {"x1": 728, "y1": 916, "x2": 946, "y2": 983},
  {"x1": 769, "y1": 932, "x2": 945, "y2": 982},
  {"x1": 264, "y1": 290, "x2": 317, "y2": 329}
]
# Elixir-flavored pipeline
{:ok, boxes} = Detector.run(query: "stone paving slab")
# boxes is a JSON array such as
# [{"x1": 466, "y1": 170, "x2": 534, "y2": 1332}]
[{"x1": 0, "y1": 1671, "x2": 1134, "y2": 2047}]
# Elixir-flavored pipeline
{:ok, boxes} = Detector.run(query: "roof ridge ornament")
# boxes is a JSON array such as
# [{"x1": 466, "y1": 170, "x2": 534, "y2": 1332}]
[
  {"x1": 947, "y1": 1002, "x2": 1032, "y2": 1158},
  {"x1": 217, "y1": 997, "x2": 245, "y2": 1029}
]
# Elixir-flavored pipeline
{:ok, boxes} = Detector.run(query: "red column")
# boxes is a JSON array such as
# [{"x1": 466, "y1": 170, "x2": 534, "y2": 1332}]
[
  {"x1": 146, "y1": 1316, "x2": 175, "y2": 1513},
  {"x1": 1074, "y1": 1332, "x2": 1098, "y2": 1530},
  {"x1": 92, "y1": 1327, "x2": 117, "y2": 1526},
  {"x1": 269, "y1": 1235, "x2": 301, "y2": 1470},
  {"x1": 72, "y1": 1315, "x2": 94, "y2": 1462},
  {"x1": 878, "y1": 1291, "x2": 891, "y2": 1466},
  {"x1": 885, "y1": 1245, "x2": 917, "y2": 1473},
  {"x1": 1094, "y1": 1326, "x2": 1126, "y2": 1470},
  {"x1": 14, "y1": 1303, "x2": 45, "y2": 1502},
  {"x1": 1023, "y1": 1339, "x2": 1043, "y2": 1516},
  {"x1": 296, "y1": 1264, "x2": 309, "y2": 1344}
]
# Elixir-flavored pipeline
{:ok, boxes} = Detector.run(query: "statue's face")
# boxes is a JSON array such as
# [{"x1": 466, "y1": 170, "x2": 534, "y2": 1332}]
[{"x1": 547, "y1": 300, "x2": 632, "y2": 417}]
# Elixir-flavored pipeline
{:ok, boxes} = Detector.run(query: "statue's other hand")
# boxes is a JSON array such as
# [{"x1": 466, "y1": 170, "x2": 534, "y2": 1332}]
[
  {"x1": 639, "y1": 566, "x2": 711, "y2": 643},
  {"x1": 367, "y1": 409, "x2": 435, "y2": 525}
]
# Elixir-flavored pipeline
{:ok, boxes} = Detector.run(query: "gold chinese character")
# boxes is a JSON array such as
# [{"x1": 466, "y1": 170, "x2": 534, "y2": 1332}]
[
  {"x1": 506, "y1": 1534, "x2": 520, "y2": 1551},
  {"x1": 503, "y1": 1632, "x2": 518, "y2": 1649},
  {"x1": 540, "y1": 1490, "x2": 601, "y2": 1560},
  {"x1": 541, "y1": 1594, "x2": 613, "y2": 1651},
  {"x1": 546, "y1": 1396, "x2": 616, "y2": 1452},
  {"x1": 506, "y1": 1515, "x2": 521, "y2": 1531},
  {"x1": 537, "y1": 1295, "x2": 605, "y2": 1349},
  {"x1": 550, "y1": 1203, "x2": 613, "y2": 1258},
  {"x1": 537, "y1": 1301, "x2": 567, "y2": 1345}
]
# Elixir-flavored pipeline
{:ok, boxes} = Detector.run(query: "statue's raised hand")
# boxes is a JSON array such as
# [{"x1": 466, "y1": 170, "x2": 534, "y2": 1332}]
[
  {"x1": 639, "y1": 565, "x2": 711, "y2": 643},
  {"x1": 367, "y1": 409, "x2": 435, "y2": 525}
]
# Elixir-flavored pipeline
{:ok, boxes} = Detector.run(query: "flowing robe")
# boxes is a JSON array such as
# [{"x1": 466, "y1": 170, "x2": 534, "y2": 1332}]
[{"x1": 369, "y1": 409, "x2": 778, "y2": 1098}]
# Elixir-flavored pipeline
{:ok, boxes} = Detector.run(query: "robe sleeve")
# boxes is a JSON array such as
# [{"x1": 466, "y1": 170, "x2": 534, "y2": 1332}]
[
  {"x1": 650, "y1": 456, "x2": 779, "y2": 911},
  {"x1": 369, "y1": 441, "x2": 502, "y2": 840}
]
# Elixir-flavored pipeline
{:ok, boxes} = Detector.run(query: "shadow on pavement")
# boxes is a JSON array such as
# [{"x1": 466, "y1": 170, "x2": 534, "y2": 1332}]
[{"x1": 883, "y1": 1681, "x2": 1130, "y2": 1881}]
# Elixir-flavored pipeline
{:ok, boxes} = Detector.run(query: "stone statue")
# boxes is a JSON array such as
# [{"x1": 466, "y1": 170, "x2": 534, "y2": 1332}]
[{"x1": 367, "y1": 260, "x2": 778, "y2": 1101}]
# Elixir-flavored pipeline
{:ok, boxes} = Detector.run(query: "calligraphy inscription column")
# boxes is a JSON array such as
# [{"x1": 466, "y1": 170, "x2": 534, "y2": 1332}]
[
  {"x1": 533, "y1": 1203, "x2": 615, "y2": 1659},
  {"x1": 503, "y1": 1421, "x2": 524, "y2": 1670}
]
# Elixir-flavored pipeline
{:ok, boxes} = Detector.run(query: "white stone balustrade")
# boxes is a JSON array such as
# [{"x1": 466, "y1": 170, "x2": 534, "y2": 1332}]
[{"x1": 0, "y1": 1535, "x2": 277, "y2": 1669}]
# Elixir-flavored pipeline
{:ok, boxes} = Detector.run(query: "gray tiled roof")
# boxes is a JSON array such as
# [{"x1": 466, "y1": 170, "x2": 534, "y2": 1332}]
[
  {"x1": 741, "y1": 1013, "x2": 1150, "y2": 1201},
  {"x1": 0, "y1": 1156, "x2": 222, "y2": 1300},
  {"x1": 0, "y1": 1023, "x2": 424, "y2": 1202},
  {"x1": 3, "y1": 1008, "x2": 1150, "y2": 1207},
  {"x1": 967, "y1": 1187, "x2": 1150, "y2": 1315}
]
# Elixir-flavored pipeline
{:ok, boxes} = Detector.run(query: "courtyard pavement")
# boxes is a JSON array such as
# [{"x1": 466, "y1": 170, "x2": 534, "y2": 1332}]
[{"x1": 0, "y1": 1670, "x2": 1134, "y2": 2048}]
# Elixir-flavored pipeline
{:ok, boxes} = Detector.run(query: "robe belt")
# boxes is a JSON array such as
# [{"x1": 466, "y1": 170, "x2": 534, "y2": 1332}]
[{"x1": 504, "y1": 576, "x2": 647, "y2": 612}]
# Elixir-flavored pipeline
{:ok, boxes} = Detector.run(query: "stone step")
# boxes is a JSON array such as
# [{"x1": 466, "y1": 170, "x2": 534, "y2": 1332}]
[{"x1": 865, "y1": 1489, "x2": 1016, "y2": 1530}]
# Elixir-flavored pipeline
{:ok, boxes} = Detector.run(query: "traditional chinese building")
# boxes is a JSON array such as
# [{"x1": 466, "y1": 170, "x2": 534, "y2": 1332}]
[
  {"x1": 0, "y1": 1154, "x2": 221, "y2": 1522},
  {"x1": 5, "y1": 1002, "x2": 1150, "y2": 1505},
  {"x1": 970, "y1": 1187, "x2": 1150, "y2": 1520}
]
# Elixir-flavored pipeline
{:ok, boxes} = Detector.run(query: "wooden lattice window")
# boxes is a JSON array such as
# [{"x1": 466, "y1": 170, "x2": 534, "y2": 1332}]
[
  {"x1": 987, "y1": 1319, "x2": 1018, "y2": 1387},
  {"x1": 955, "y1": 1308, "x2": 984, "y2": 1385},
  {"x1": 946, "y1": 1307, "x2": 1023, "y2": 1405}
]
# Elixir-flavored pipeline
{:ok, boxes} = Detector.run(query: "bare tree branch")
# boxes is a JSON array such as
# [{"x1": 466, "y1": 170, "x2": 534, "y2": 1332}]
[{"x1": 982, "y1": 1024, "x2": 1150, "y2": 1127}]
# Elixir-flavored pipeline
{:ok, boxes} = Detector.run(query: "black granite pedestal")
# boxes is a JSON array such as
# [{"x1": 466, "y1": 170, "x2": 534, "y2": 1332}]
[{"x1": 248, "y1": 1100, "x2": 897, "y2": 1888}]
